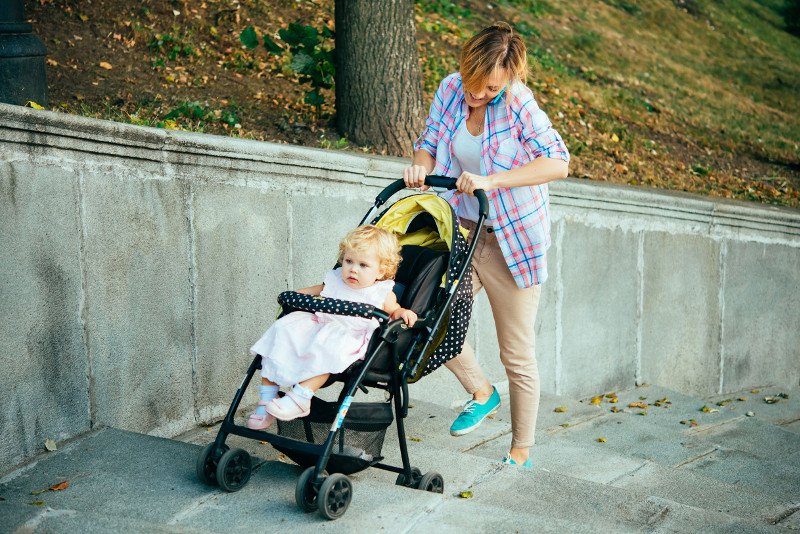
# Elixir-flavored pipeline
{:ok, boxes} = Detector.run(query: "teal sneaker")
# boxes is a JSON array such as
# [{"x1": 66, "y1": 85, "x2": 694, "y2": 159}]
[
  {"x1": 502, "y1": 456, "x2": 533, "y2": 469},
  {"x1": 449, "y1": 386, "x2": 501, "y2": 436}
]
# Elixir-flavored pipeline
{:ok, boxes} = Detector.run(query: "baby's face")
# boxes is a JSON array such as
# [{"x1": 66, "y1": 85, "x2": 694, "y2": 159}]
[{"x1": 341, "y1": 247, "x2": 385, "y2": 289}]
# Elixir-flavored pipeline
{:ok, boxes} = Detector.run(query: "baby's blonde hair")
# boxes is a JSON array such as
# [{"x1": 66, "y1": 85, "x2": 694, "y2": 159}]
[
  {"x1": 338, "y1": 225, "x2": 402, "y2": 280},
  {"x1": 460, "y1": 22, "x2": 529, "y2": 96}
]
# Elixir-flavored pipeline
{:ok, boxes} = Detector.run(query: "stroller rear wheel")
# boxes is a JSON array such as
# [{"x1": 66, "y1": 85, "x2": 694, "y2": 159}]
[
  {"x1": 395, "y1": 467, "x2": 422, "y2": 488},
  {"x1": 295, "y1": 466, "x2": 327, "y2": 513},
  {"x1": 196, "y1": 443, "x2": 229, "y2": 486},
  {"x1": 318, "y1": 473, "x2": 353, "y2": 520},
  {"x1": 416, "y1": 471, "x2": 444, "y2": 494},
  {"x1": 215, "y1": 448, "x2": 252, "y2": 492}
]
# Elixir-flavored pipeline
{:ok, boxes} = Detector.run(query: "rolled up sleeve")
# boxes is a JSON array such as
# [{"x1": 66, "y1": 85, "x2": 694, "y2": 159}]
[
  {"x1": 518, "y1": 97, "x2": 570, "y2": 163},
  {"x1": 413, "y1": 79, "x2": 448, "y2": 157}
]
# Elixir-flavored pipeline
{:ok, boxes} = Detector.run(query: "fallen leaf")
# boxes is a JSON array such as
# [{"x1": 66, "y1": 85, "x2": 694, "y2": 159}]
[
  {"x1": 44, "y1": 439, "x2": 57, "y2": 451},
  {"x1": 628, "y1": 402, "x2": 648, "y2": 409},
  {"x1": 751, "y1": 389, "x2": 760, "y2": 394},
  {"x1": 689, "y1": 419, "x2": 698, "y2": 427},
  {"x1": 78, "y1": 14, "x2": 88, "y2": 22},
  {"x1": 560, "y1": 423, "x2": 571, "y2": 428},
  {"x1": 746, "y1": 411, "x2": 754, "y2": 417},
  {"x1": 604, "y1": 393, "x2": 617, "y2": 398},
  {"x1": 99, "y1": 62, "x2": 113, "y2": 70},
  {"x1": 30, "y1": 500, "x2": 45, "y2": 506},
  {"x1": 47, "y1": 58, "x2": 58, "y2": 66},
  {"x1": 608, "y1": 397, "x2": 619, "y2": 404},
  {"x1": 716, "y1": 399, "x2": 733, "y2": 407},
  {"x1": 700, "y1": 405, "x2": 719, "y2": 413},
  {"x1": 763, "y1": 396, "x2": 779, "y2": 404},
  {"x1": 654, "y1": 397, "x2": 671, "y2": 407},
  {"x1": 737, "y1": 396, "x2": 748, "y2": 401},
  {"x1": 409, "y1": 437, "x2": 422, "y2": 442},
  {"x1": 50, "y1": 481, "x2": 69, "y2": 491},
  {"x1": 26, "y1": 101, "x2": 45, "y2": 110},
  {"x1": 554, "y1": 406, "x2": 568, "y2": 413},
  {"x1": 596, "y1": 437, "x2": 607, "y2": 443},
  {"x1": 778, "y1": 393, "x2": 789, "y2": 399},
  {"x1": 610, "y1": 407, "x2": 621, "y2": 413},
  {"x1": 458, "y1": 491, "x2": 474, "y2": 499},
  {"x1": 637, "y1": 411, "x2": 648, "y2": 416},
  {"x1": 611, "y1": 133, "x2": 620, "y2": 142},
  {"x1": 590, "y1": 396, "x2": 603, "y2": 406}
]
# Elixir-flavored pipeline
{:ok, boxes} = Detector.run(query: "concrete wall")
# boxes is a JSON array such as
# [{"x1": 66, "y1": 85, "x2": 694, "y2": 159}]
[{"x1": 2, "y1": 103, "x2": 799, "y2": 470}]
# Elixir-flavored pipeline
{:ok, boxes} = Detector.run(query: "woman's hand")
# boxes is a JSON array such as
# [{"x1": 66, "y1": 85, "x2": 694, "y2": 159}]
[
  {"x1": 403, "y1": 164, "x2": 430, "y2": 191},
  {"x1": 456, "y1": 172, "x2": 496, "y2": 195},
  {"x1": 391, "y1": 307, "x2": 418, "y2": 327}
]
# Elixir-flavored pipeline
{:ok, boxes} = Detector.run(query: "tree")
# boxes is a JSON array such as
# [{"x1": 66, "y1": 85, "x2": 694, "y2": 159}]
[{"x1": 334, "y1": 0, "x2": 423, "y2": 157}]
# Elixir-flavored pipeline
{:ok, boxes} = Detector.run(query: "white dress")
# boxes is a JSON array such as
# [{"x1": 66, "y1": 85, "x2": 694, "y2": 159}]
[{"x1": 250, "y1": 268, "x2": 395, "y2": 386}]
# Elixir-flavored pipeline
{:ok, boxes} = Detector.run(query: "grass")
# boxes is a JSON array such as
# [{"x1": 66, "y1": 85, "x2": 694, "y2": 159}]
[{"x1": 30, "y1": 0, "x2": 800, "y2": 208}]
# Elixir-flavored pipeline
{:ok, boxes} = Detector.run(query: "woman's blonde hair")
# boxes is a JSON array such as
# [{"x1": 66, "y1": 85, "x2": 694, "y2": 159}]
[
  {"x1": 460, "y1": 22, "x2": 529, "y2": 95},
  {"x1": 338, "y1": 225, "x2": 402, "y2": 280}
]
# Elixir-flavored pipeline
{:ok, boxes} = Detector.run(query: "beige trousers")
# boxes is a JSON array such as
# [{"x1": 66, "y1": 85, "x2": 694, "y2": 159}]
[{"x1": 445, "y1": 220, "x2": 542, "y2": 449}]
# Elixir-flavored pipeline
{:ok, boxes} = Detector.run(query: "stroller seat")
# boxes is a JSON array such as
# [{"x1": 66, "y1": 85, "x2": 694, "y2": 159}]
[{"x1": 354, "y1": 244, "x2": 448, "y2": 385}]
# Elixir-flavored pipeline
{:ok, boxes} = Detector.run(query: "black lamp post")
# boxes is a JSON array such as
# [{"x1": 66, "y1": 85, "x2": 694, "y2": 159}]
[{"x1": 0, "y1": 0, "x2": 48, "y2": 106}]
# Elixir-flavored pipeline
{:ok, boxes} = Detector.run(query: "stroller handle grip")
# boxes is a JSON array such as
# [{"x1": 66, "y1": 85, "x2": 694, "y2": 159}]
[
  {"x1": 277, "y1": 291, "x2": 390, "y2": 322},
  {"x1": 424, "y1": 175, "x2": 489, "y2": 219},
  {"x1": 374, "y1": 177, "x2": 489, "y2": 219}
]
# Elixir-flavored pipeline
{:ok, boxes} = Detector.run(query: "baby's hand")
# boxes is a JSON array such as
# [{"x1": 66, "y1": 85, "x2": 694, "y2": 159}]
[{"x1": 391, "y1": 308, "x2": 418, "y2": 327}]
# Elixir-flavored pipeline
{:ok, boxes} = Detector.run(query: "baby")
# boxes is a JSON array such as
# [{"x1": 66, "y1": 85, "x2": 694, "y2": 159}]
[{"x1": 247, "y1": 225, "x2": 417, "y2": 430}]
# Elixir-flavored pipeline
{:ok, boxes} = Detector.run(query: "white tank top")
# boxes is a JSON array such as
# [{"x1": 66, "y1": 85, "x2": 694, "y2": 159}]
[{"x1": 452, "y1": 120, "x2": 484, "y2": 223}]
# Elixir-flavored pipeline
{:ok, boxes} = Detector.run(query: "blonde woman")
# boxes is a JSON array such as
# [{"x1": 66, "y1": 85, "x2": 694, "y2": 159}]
[{"x1": 403, "y1": 22, "x2": 570, "y2": 468}]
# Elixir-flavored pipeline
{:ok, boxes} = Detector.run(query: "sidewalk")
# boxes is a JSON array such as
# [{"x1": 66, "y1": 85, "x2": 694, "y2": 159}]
[{"x1": 2, "y1": 384, "x2": 799, "y2": 533}]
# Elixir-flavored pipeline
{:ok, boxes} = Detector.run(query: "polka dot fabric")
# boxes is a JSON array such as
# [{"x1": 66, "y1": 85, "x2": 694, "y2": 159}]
[
  {"x1": 277, "y1": 291, "x2": 377, "y2": 319},
  {"x1": 372, "y1": 194, "x2": 474, "y2": 376}
]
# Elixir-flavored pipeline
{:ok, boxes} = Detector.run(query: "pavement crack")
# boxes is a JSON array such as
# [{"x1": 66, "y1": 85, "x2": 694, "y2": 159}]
[
  {"x1": 459, "y1": 429, "x2": 512, "y2": 453},
  {"x1": 673, "y1": 446, "x2": 719, "y2": 468},
  {"x1": 607, "y1": 461, "x2": 650, "y2": 485}
]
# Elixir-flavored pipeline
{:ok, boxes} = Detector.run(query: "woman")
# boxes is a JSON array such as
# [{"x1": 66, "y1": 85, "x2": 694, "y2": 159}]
[{"x1": 403, "y1": 22, "x2": 569, "y2": 468}]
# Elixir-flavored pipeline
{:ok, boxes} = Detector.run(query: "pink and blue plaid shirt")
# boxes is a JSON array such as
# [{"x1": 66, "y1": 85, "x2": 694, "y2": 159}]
[{"x1": 413, "y1": 72, "x2": 570, "y2": 287}]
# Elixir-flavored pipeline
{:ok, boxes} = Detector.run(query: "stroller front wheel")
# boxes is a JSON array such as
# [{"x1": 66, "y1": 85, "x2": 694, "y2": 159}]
[
  {"x1": 318, "y1": 473, "x2": 353, "y2": 520},
  {"x1": 196, "y1": 443, "x2": 229, "y2": 486},
  {"x1": 295, "y1": 466, "x2": 327, "y2": 513},
  {"x1": 416, "y1": 471, "x2": 444, "y2": 494},
  {"x1": 215, "y1": 448, "x2": 252, "y2": 492}
]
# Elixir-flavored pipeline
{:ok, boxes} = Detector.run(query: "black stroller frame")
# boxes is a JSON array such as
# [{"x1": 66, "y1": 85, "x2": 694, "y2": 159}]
[{"x1": 196, "y1": 177, "x2": 488, "y2": 520}]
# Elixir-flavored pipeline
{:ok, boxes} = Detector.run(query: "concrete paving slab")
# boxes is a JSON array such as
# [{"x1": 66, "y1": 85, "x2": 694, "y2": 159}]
[
  {"x1": 705, "y1": 386, "x2": 800, "y2": 431},
  {"x1": 680, "y1": 447, "x2": 800, "y2": 498}
]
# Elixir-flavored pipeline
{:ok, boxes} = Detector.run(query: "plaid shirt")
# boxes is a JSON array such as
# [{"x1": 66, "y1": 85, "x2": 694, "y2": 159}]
[{"x1": 413, "y1": 72, "x2": 570, "y2": 287}]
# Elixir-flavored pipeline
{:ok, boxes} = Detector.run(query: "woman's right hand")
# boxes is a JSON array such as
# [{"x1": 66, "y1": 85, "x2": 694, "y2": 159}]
[{"x1": 403, "y1": 164, "x2": 430, "y2": 191}]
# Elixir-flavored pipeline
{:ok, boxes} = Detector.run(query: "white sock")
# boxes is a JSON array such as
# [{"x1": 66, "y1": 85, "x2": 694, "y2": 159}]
[
  {"x1": 292, "y1": 383, "x2": 314, "y2": 401},
  {"x1": 254, "y1": 385, "x2": 279, "y2": 415}
]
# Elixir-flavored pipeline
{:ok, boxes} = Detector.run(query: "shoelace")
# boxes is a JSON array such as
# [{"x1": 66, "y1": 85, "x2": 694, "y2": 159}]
[{"x1": 461, "y1": 401, "x2": 477, "y2": 415}]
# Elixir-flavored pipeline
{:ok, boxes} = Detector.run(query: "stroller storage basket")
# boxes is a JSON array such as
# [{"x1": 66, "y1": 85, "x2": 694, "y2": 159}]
[{"x1": 274, "y1": 396, "x2": 394, "y2": 475}]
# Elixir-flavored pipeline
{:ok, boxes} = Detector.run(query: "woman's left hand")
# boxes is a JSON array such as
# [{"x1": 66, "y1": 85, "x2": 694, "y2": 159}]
[{"x1": 456, "y1": 172, "x2": 496, "y2": 195}]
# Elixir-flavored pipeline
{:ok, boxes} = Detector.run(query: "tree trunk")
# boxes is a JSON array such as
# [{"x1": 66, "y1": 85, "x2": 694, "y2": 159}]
[{"x1": 334, "y1": 0, "x2": 423, "y2": 157}]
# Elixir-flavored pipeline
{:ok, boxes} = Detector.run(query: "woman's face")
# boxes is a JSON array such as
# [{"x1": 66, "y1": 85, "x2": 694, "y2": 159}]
[{"x1": 464, "y1": 67, "x2": 510, "y2": 108}]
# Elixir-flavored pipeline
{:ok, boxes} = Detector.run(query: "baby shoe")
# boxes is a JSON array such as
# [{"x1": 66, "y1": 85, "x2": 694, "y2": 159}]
[
  {"x1": 265, "y1": 391, "x2": 311, "y2": 421},
  {"x1": 246, "y1": 401, "x2": 276, "y2": 430}
]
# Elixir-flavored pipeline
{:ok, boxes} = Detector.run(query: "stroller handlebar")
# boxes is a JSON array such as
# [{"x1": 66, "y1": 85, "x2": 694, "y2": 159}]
[
  {"x1": 374, "y1": 177, "x2": 489, "y2": 219},
  {"x1": 278, "y1": 291, "x2": 390, "y2": 322}
]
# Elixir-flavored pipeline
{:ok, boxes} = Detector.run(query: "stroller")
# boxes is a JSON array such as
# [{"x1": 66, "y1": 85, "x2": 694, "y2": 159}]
[{"x1": 196, "y1": 176, "x2": 489, "y2": 520}]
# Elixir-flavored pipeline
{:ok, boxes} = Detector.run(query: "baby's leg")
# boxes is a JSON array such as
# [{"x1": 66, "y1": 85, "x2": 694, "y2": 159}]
[
  {"x1": 266, "y1": 374, "x2": 330, "y2": 420},
  {"x1": 246, "y1": 369, "x2": 280, "y2": 430}
]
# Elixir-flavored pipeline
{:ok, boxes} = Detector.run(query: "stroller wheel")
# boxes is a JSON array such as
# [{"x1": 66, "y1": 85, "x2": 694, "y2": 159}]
[
  {"x1": 196, "y1": 443, "x2": 229, "y2": 486},
  {"x1": 215, "y1": 448, "x2": 252, "y2": 492},
  {"x1": 395, "y1": 467, "x2": 422, "y2": 488},
  {"x1": 318, "y1": 473, "x2": 353, "y2": 520},
  {"x1": 416, "y1": 471, "x2": 444, "y2": 494},
  {"x1": 295, "y1": 466, "x2": 327, "y2": 513}
]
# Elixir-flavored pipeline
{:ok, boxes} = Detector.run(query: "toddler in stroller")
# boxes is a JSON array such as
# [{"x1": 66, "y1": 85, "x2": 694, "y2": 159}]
[
  {"x1": 246, "y1": 225, "x2": 417, "y2": 430},
  {"x1": 196, "y1": 177, "x2": 488, "y2": 520}
]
